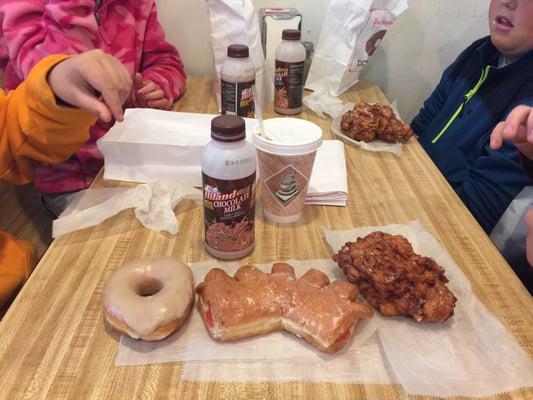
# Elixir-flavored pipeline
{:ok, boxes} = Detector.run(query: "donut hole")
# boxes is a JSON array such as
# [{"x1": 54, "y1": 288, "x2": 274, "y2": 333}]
[{"x1": 136, "y1": 278, "x2": 164, "y2": 297}]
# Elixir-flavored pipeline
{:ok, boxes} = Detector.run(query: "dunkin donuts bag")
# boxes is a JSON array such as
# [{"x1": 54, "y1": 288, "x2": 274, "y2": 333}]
[{"x1": 305, "y1": 0, "x2": 408, "y2": 96}]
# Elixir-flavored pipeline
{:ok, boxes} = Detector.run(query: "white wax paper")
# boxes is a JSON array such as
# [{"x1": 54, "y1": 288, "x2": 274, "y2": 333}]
[
  {"x1": 114, "y1": 259, "x2": 392, "y2": 386},
  {"x1": 324, "y1": 221, "x2": 533, "y2": 397},
  {"x1": 112, "y1": 221, "x2": 533, "y2": 397},
  {"x1": 330, "y1": 102, "x2": 405, "y2": 156}
]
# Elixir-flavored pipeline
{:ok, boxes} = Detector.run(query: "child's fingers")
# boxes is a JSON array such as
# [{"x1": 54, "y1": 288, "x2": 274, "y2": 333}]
[
  {"x1": 134, "y1": 73, "x2": 144, "y2": 90},
  {"x1": 100, "y1": 55, "x2": 132, "y2": 104},
  {"x1": 48, "y1": 50, "x2": 131, "y2": 122},
  {"x1": 489, "y1": 121, "x2": 505, "y2": 150},
  {"x1": 83, "y1": 62, "x2": 128, "y2": 121},
  {"x1": 149, "y1": 98, "x2": 172, "y2": 110},
  {"x1": 143, "y1": 89, "x2": 165, "y2": 101},
  {"x1": 502, "y1": 105, "x2": 532, "y2": 139},
  {"x1": 74, "y1": 91, "x2": 112, "y2": 122},
  {"x1": 86, "y1": 63, "x2": 126, "y2": 120},
  {"x1": 138, "y1": 81, "x2": 157, "y2": 95},
  {"x1": 98, "y1": 87, "x2": 125, "y2": 121},
  {"x1": 99, "y1": 56, "x2": 132, "y2": 117}
]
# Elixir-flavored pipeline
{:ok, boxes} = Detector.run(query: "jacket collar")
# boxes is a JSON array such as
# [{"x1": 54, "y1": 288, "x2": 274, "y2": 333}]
[{"x1": 476, "y1": 35, "x2": 533, "y2": 67}]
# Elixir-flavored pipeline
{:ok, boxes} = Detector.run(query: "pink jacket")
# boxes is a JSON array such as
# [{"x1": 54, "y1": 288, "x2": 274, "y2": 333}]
[{"x1": 0, "y1": 0, "x2": 187, "y2": 194}]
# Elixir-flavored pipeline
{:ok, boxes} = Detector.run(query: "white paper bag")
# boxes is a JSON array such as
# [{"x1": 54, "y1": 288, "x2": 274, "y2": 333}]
[
  {"x1": 205, "y1": 0, "x2": 274, "y2": 111},
  {"x1": 305, "y1": 0, "x2": 408, "y2": 96},
  {"x1": 96, "y1": 108, "x2": 258, "y2": 186}
]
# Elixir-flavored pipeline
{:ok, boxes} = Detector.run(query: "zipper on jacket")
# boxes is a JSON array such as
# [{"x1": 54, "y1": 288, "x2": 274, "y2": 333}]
[
  {"x1": 95, "y1": 0, "x2": 102, "y2": 25},
  {"x1": 431, "y1": 65, "x2": 491, "y2": 144}
]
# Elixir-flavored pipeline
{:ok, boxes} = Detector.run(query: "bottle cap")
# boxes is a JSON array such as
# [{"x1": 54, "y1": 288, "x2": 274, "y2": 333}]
[
  {"x1": 211, "y1": 115, "x2": 246, "y2": 142},
  {"x1": 227, "y1": 44, "x2": 249, "y2": 58},
  {"x1": 282, "y1": 29, "x2": 301, "y2": 41}
]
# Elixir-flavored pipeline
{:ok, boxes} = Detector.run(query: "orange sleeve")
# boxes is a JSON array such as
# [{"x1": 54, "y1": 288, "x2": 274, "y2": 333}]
[
  {"x1": 0, "y1": 231, "x2": 36, "y2": 314},
  {"x1": 0, "y1": 54, "x2": 97, "y2": 185}
]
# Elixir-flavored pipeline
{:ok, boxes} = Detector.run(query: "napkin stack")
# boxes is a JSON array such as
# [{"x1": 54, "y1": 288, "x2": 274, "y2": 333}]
[{"x1": 306, "y1": 140, "x2": 348, "y2": 206}]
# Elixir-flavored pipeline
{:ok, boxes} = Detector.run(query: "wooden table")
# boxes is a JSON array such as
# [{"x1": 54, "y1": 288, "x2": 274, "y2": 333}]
[{"x1": 0, "y1": 76, "x2": 531, "y2": 399}]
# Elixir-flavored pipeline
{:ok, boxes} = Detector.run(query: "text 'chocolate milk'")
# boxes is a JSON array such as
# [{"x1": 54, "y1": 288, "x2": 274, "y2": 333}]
[{"x1": 202, "y1": 115, "x2": 257, "y2": 259}]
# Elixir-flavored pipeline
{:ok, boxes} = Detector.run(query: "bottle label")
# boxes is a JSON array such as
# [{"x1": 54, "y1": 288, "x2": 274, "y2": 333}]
[
  {"x1": 203, "y1": 172, "x2": 256, "y2": 253},
  {"x1": 275, "y1": 60, "x2": 304, "y2": 110},
  {"x1": 221, "y1": 79, "x2": 255, "y2": 118}
]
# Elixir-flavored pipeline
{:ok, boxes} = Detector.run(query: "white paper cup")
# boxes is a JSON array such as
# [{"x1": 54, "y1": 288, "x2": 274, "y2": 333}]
[{"x1": 253, "y1": 118, "x2": 322, "y2": 223}]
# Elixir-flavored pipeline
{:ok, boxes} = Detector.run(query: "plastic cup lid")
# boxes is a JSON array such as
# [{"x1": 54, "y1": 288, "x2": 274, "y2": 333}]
[{"x1": 253, "y1": 118, "x2": 323, "y2": 155}]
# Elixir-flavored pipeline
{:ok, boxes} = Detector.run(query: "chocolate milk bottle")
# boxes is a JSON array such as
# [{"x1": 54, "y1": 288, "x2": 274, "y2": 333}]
[
  {"x1": 274, "y1": 29, "x2": 306, "y2": 115},
  {"x1": 221, "y1": 44, "x2": 256, "y2": 118},
  {"x1": 202, "y1": 115, "x2": 257, "y2": 259}
]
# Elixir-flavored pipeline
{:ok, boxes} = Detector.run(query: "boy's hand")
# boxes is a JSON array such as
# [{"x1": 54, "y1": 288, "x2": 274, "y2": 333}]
[
  {"x1": 134, "y1": 73, "x2": 172, "y2": 110},
  {"x1": 48, "y1": 49, "x2": 132, "y2": 122},
  {"x1": 490, "y1": 105, "x2": 533, "y2": 160}
]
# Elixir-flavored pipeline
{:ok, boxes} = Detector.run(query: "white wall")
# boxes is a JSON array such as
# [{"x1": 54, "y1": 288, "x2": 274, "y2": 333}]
[
  {"x1": 361, "y1": 0, "x2": 489, "y2": 120},
  {"x1": 156, "y1": 0, "x2": 489, "y2": 121}
]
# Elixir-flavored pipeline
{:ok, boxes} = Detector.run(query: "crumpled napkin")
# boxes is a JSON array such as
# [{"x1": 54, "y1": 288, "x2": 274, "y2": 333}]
[
  {"x1": 303, "y1": 88, "x2": 345, "y2": 119},
  {"x1": 52, "y1": 181, "x2": 201, "y2": 238}
]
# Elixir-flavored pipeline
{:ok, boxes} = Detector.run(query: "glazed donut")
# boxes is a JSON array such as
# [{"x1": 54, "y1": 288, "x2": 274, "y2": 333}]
[
  {"x1": 196, "y1": 263, "x2": 373, "y2": 353},
  {"x1": 103, "y1": 257, "x2": 194, "y2": 341}
]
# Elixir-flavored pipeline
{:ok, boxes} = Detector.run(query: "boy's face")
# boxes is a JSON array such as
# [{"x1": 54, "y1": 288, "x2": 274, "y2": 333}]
[{"x1": 489, "y1": 0, "x2": 533, "y2": 56}]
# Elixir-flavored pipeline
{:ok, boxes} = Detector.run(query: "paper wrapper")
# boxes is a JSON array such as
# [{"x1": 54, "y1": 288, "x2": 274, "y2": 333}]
[
  {"x1": 324, "y1": 221, "x2": 533, "y2": 397},
  {"x1": 114, "y1": 260, "x2": 388, "y2": 381},
  {"x1": 331, "y1": 102, "x2": 403, "y2": 156},
  {"x1": 112, "y1": 222, "x2": 533, "y2": 397},
  {"x1": 181, "y1": 333, "x2": 394, "y2": 384}
]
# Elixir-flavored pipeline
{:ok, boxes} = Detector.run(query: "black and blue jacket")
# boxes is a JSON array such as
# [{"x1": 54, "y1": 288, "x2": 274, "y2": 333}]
[{"x1": 412, "y1": 36, "x2": 533, "y2": 233}]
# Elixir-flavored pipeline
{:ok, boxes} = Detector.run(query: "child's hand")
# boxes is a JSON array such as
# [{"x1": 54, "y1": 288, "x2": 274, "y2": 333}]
[
  {"x1": 490, "y1": 105, "x2": 533, "y2": 160},
  {"x1": 134, "y1": 73, "x2": 172, "y2": 110},
  {"x1": 48, "y1": 49, "x2": 132, "y2": 122}
]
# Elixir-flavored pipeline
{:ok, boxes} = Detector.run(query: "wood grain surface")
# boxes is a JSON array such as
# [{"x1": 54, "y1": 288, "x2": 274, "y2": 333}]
[{"x1": 0, "y1": 76, "x2": 531, "y2": 400}]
